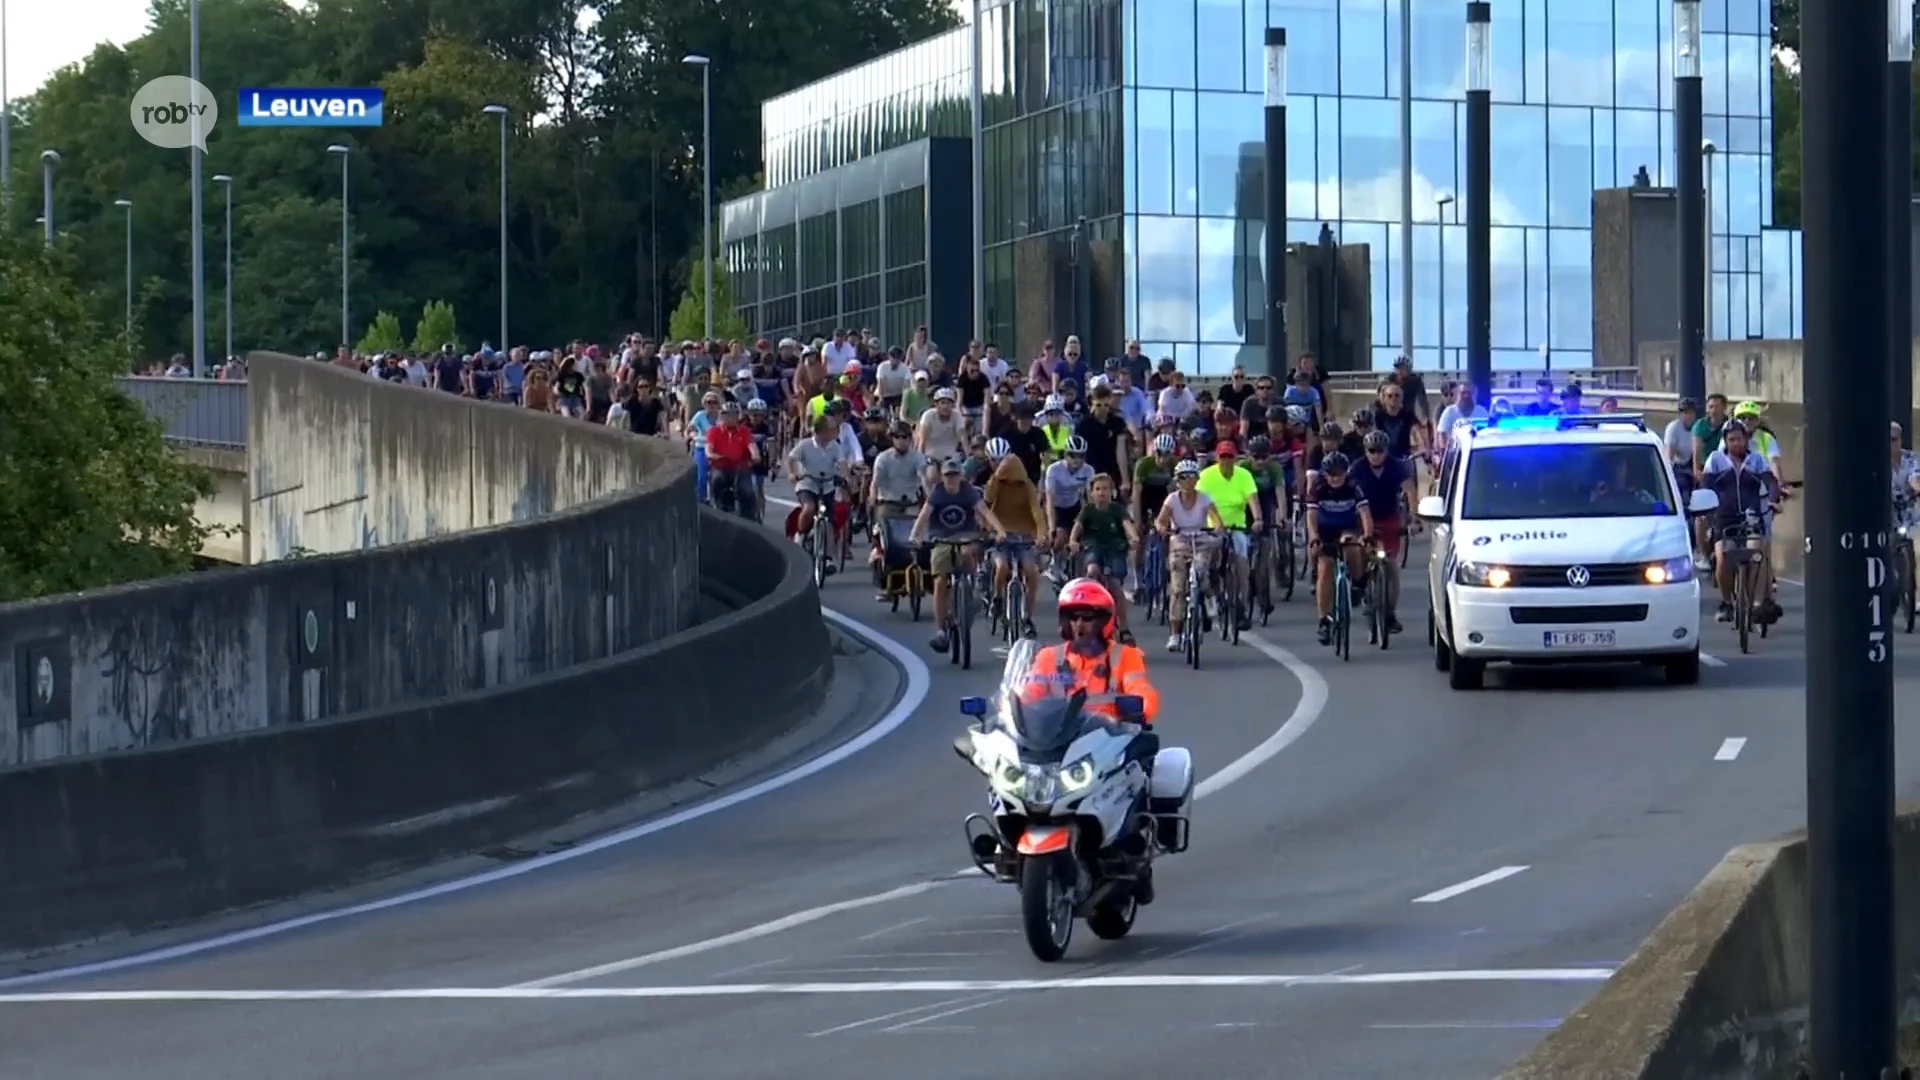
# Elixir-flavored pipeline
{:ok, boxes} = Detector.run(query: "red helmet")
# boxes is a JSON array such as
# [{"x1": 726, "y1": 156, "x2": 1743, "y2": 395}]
[{"x1": 1056, "y1": 578, "x2": 1117, "y2": 640}]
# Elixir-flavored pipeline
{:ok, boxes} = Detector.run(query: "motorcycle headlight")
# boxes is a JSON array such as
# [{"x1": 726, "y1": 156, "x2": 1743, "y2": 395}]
[
  {"x1": 1060, "y1": 757, "x2": 1097, "y2": 792},
  {"x1": 991, "y1": 760, "x2": 1026, "y2": 795}
]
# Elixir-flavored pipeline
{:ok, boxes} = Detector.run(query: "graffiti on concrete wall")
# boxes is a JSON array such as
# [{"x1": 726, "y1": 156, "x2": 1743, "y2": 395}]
[{"x1": 101, "y1": 620, "x2": 189, "y2": 746}]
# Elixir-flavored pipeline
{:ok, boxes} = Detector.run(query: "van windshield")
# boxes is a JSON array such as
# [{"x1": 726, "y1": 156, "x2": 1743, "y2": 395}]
[{"x1": 1461, "y1": 443, "x2": 1678, "y2": 521}]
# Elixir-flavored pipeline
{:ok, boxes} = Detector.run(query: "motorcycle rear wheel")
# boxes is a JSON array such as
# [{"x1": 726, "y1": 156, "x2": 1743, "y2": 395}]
[
  {"x1": 1087, "y1": 893, "x2": 1137, "y2": 940},
  {"x1": 1019, "y1": 852, "x2": 1075, "y2": 962}
]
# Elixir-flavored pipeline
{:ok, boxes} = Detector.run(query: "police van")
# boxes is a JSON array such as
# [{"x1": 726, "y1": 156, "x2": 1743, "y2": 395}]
[{"x1": 1419, "y1": 413, "x2": 1718, "y2": 690}]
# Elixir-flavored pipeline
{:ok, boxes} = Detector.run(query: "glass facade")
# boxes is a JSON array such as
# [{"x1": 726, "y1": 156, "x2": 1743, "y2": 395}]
[
  {"x1": 760, "y1": 29, "x2": 972, "y2": 189},
  {"x1": 1121, "y1": 0, "x2": 1775, "y2": 374}
]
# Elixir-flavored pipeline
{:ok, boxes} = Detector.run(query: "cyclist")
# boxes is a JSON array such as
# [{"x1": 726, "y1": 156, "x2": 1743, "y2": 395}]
[
  {"x1": 1351, "y1": 429, "x2": 1419, "y2": 635},
  {"x1": 744, "y1": 398, "x2": 776, "y2": 518},
  {"x1": 867, "y1": 420, "x2": 928, "y2": 583},
  {"x1": 1044, "y1": 435, "x2": 1097, "y2": 571},
  {"x1": 1894, "y1": 422, "x2": 1920, "y2": 526},
  {"x1": 1301, "y1": 421, "x2": 1344, "y2": 504},
  {"x1": 687, "y1": 390, "x2": 725, "y2": 506},
  {"x1": 704, "y1": 400, "x2": 759, "y2": 517},
  {"x1": 1306, "y1": 451, "x2": 1374, "y2": 646},
  {"x1": 916, "y1": 387, "x2": 970, "y2": 485},
  {"x1": 1014, "y1": 578, "x2": 1161, "y2": 725},
  {"x1": 786, "y1": 412, "x2": 855, "y2": 570},
  {"x1": 1070, "y1": 473, "x2": 1141, "y2": 645},
  {"x1": 1155, "y1": 459, "x2": 1224, "y2": 652},
  {"x1": 998, "y1": 400, "x2": 1049, "y2": 482},
  {"x1": 985, "y1": 439, "x2": 1045, "y2": 639},
  {"x1": 910, "y1": 457, "x2": 1009, "y2": 654},
  {"x1": 1731, "y1": 401, "x2": 1789, "y2": 487},
  {"x1": 1700, "y1": 419, "x2": 1777, "y2": 624},
  {"x1": 1038, "y1": 396, "x2": 1076, "y2": 466},
  {"x1": 1196, "y1": 442, "x2": 1264, "y2": 634}
]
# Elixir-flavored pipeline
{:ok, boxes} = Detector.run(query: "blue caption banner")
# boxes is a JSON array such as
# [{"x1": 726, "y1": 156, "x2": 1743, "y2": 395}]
[{"x1": 236, "y1": 87, "x2": 384, "y2": 127}]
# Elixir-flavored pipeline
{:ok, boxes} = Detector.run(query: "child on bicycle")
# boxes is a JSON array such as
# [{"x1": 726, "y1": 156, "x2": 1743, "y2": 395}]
[
  {"x1": 1305, "y1": 451, "x2": 1374, "y2": 647},
  {"x1": 1070, "y1": 474, "x2": 1140, "y2": 645}
]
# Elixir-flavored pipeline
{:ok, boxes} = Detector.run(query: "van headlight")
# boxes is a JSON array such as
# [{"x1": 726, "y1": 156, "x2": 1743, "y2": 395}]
[
  {"x1": 1456, "y1": 562, "x2": 1512, "y2": 588},
  {"x1": 1642, "y1": 556, "x2": 1694, "y2": 584}
]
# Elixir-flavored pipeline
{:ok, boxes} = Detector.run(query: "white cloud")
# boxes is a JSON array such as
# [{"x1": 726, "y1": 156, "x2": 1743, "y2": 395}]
[{"x1": 2, "y1": 0, "x2": 151, "y2": 100}]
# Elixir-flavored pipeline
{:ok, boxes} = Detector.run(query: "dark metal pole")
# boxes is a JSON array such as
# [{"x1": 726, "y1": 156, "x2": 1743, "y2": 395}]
[
  {"x1": 1890, "y1": 0, "x2": 1913, "y2": 446},
  {"x1": 1674, "y1": 0, "x2": 1707, "y2": 404},
  {"x1": 1464, "y1": 4, "x2": 1491, "y2": 407},
  {"x1": 1804, "y1": 0, "x2": 1897, "y2": 1067},
  {"x1": 1264, "y1": 27, "x2": 1288, "y2": 380}
]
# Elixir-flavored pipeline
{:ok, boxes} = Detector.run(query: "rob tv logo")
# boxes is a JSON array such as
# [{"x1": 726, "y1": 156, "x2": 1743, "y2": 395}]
[{"x1": 237, "y1": 87, "x2": 384, "y2": 127}]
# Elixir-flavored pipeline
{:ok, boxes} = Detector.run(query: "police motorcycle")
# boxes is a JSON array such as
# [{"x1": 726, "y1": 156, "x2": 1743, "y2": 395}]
[{"x1": 952, "y1": 639, "x2": 1195, "y2": 961}]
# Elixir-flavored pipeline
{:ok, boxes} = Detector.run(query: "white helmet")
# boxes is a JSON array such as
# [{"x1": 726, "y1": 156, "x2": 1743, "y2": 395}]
[
  {"x1": 986, "y1": 437, "x2": 1011, "y2": 460},
  {"x1": 1174, "y1": 459, "x2": 1202, "y2": 478},
  {"x1": 747, "y1": 398, "x2": 768, "y2": 412},
  {"x1": 934, "y1": 387, "x2": 957, "y2": 401},
  {"x1": 1153, "y1": 433, "x2": 1177, "y2": 454},
  {"x1": 1043, "y1": 394, "x2": 1065, "y2": 413}
]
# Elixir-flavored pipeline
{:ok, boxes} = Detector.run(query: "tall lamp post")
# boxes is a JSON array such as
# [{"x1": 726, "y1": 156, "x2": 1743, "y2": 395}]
[
  {"x1": 211, "y1": 173, "x2": 233, "y2": 363},
  {"x1": 188, "y1": 0, "x2": 206, "y2": 377},
  {"x1": 1702, "y1": 138, "x2": 1718, "y2": 341},
  {"x1": 1264, "y1": 28, "x2": 1288, "y2": 378},
  {"x1": 326, "y1": 144, "x2": 350, "y2": 347},
  {"x1": 682, "y1": 54, "x2": 714, "y2": 342},
  {"x1": 1674, "y1": 0, "x2": 1706, "y2": 403},
  {"x1": 1892, "y1": 0, "x2": 1915, "y2": 444},
  {"x1": 2, "y1": 0, "x2": 12, "y2": 220},
  {"x1": 482, "y1": 105, "x2": 510, "y2": 351},
  {"x1": 38, "y1": 147, "x2": 58, "y2": 246},
  {"x1": 113, "y1": 198, "x2": 133, "y2": 352},
  {"x1": 1436, "y1": 191, "x2": 1454, "y2": 370},
  {"x1": 1802, "y1": 0, "x2": 1897, "y2": 1068},
  {"x1": 969, "y1": 0, "x2": 986, "y2": 339},
  {"x1": 1464, "y1": 4, "x2": 1491, "y2": 407}
]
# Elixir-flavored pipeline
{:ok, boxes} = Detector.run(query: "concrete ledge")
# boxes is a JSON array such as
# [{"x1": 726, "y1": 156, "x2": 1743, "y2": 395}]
[
  {"x1": 0, "y1": 509, "x2": 829, "y2": 954},
  {"x1": 1505, "y1": 805, "x2": 1920, "y2": 1079}
]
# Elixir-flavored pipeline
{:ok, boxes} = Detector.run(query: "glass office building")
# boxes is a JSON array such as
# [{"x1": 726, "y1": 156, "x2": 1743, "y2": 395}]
[{"x1": 726, "y1": 0, "x2": 1788, "y2": 372}]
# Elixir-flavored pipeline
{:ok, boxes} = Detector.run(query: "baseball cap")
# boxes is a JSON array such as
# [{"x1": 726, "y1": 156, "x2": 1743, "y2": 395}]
[{"x1": 1215, "y1": 440, "x2": 1238, "y2": 457}]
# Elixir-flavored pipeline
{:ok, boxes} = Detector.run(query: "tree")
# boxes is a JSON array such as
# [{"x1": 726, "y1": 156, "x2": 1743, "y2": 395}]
[
  {"x1": 0, "y1": 234, "x2": 211, "y2": 601},
  {"x1": 413, "y1": 300, "x2": 460, "y2": 353},
  {"x1": 358, "y1": 310, "x2": 408, "y2": 353},
  {"x1": 667, "y1": 259, "x2": 750, "y2": 343}
]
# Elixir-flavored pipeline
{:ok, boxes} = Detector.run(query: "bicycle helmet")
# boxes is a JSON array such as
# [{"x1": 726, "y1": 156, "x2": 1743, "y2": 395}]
[
  {"x1": 1064, "y1": 435, "x2": 1089, "y2": 456},
  {"x1": 1285, "y1": 405, "x2": 1311, "y2": 425},
  {"x1": 1733, "y1": 400, "x2": 1763, "y2": 420},
  {"x1": 1247, "y1": 434, "x2": 1272, "y2": 456},
  {"x1": 747, "y1": 398, "x2": 768, "y2": 412},
  {"x1": 1153, "y1": 433, "x2": 1177, "y2": 454},
  {"x1": 939, "y1": 456, "x2": 967, "y2": 474},
  {"x1": 863, "y1": 406, "x2": 887, "y2": 421},
  {"x1": 1267, "y1": 404, "x2": 1291, "y2": 423},
  {"x1": 1351, "y1": 407, "x2": 1375, "y2": 426},
  {"x1": 1321, "y1": 451, "x2": 1352, "y2": 474},
  {"x1": 720, "y1": 400, "x2": 742, "y2": 415},
  {"x1": 735, "y1": 368, "x2": 754, "y2": 383},
  {"x1": 889, "y1": 421, "x2": 914, "y2": 439},
  {"x1": 986, "y1": 437, "x2": 1012, "y2": 460},
  {"x1": 1214, "y1": 403, "x2": 1237, "y2": 420},
  {"x1": 1104, "y1": 356, "x2": 1124, "y2": 370},
  {"x1": 1043, "y1": 394, "x2": 1066, "y2": 413},
  {"x1": 1362, "y1": 430, "x2": 1390, "y2": 452},
  {"x1": 1319, "y1": 422, "x2": 1343, "y2": 440},
  {"x1": 934, "y1": 387, "x2": 957, "y2": 402},
  {"x1": 1174, "y1": 459, "x2": 1202, "y2": 479},
  {"x1": 1056, "y1": 577, "x2": 1117, "y2": 641},
  {"x1": 1720, "y1": 418, "x2": 1750, "y2": 438}
]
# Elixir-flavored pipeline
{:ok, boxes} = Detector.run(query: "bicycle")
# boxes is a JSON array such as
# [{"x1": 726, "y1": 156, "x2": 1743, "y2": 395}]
[
  {"x1": 930, "y1": 537, "x2": 980, "y2": 670},
  {"x1": 1718, "y1": 510, "x2": 1769, "y2": 654},
  {"x1": 1360, "y1": 542, "x2": 1393, "y2": 649},
  {"x1": 1249, "y1": 526, "x2": 1275, "y2": 626},
  {"x1": 1395, "y1": 487, "x2": 1412, "y2": 568},
  {"x1": 1138, "y1": 530, "x2": 1169, "y2": 625},
  {"x1": 996, "y1": 537, "x2": 1035, "y2": 645},
  {"x1": 1216, "y1": 527, "x2": 1251, "y2": 647},
  {"x1": 1271, "y1": 509, "x2": 1296, "y2": 606},
  {"x1": 1174, "y1": 528, "x2": 1218, "y2": 670},
  {"x1": 1895, "y1": 526, "x2": 1918, "y2": 635},
  {"x1": 1327, "y1": 536, "x2": 1371, "y2": 662}
]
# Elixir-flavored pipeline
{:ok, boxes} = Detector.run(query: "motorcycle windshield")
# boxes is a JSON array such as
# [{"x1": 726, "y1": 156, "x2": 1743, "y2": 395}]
[{"x1": 991, "y1": 638, "x2": 1092, "y2": 760}]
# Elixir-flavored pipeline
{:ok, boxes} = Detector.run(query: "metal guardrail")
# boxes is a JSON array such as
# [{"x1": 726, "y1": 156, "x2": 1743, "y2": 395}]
[
  {"x1": 1320, "y1": 366, "x2": 1645, "y2": 392},
  {"x1": 115, "y1": 377, "x2": 248, "y2": 450}
]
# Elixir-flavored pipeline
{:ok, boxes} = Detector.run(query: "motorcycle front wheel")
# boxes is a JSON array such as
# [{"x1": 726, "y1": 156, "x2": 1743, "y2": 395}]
[{"x1": 1019, "y1": 852, "x2": 1075, "y2": 962}]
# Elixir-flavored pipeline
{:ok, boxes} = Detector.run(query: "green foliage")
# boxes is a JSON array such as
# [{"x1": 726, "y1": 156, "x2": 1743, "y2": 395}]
[
  {"x1": 358, "y1": 310, "x2": 407, "y2": 353},
  {"x1": 4, "y1": 0, "x2": 960, "y2": 362},
  {"x1": 0, "y1": 232, "x2": 212, "y2": 601},
  {"x1": 667, "y1": 259, "x2": 750, "y2": 343},
  {"x1": 412, "y1": 300, "x2": 459, "y2": 353}
]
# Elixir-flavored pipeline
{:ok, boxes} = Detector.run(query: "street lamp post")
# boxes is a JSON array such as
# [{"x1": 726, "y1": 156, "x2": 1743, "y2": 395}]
[
  {"x1": 1891, "y1": 0, "x2": 1915, "y2": 444},
  {"x1": 483, "y1": 104, "x2": 510, "y2": 351},
  {"x1": 1, "y1": 0, "x2": 11, "y2": 220},
  {"x1": 683, "y1": 54, "x2": 714, "y2": 342},
  {"x1": 189, "y1": 0, "x2": 206, "y2": 377},
  {"x1": 1674, "y1": 0, "x2": 1706, "y2": 403},
  {"x1": 114, "y1": 198, "x2": 132, "y2": 351},
  {"x1": 326, "y1": 144, "x2": 350, "y2": 347},
  {"x1": 212, "y1": 174, "x2": 232, "y2": 363},
  {"x1": 1802, "y1": 0, "x2": 1898, "y2": 1068},
  {"x1": 969, "y1": 0, "x2": 986, "y2": 339},
  {"x1": 1436, "y1": 192, "x2": 1454, "y2": 370},
  {"x1": 38, "y1": 148, "x2": 56, "y2": 246},
  {"x1": 1464, "y1": 3, "x2": 1492, "y2": 407},
  {"x1": 1264, "y1": 28, "x2": 1288, "y2": 379},
  {"x1": 1702, "y1": 138, "x2": 1718, "y2": 341}
]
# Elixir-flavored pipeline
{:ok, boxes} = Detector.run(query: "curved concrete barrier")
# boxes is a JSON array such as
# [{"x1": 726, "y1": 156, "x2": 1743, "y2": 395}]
[{"x1": 1504, "y1": 806, "x2": 1920, "y2": 1079}]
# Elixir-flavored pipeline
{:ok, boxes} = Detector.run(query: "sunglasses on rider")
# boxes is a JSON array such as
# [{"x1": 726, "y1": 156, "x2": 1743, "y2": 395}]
[{"x1": 1365, "y1": 447, "x2": 1386, "y2": 455}]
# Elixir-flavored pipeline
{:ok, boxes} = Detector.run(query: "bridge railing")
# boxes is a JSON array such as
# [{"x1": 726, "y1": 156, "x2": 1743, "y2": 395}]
[
  {"x1": 1318, "y1": 366, "x2": 1645, "y2": 392},
  {"x1": 115, "y1": 377, "x2": 248, "y2": 450}
]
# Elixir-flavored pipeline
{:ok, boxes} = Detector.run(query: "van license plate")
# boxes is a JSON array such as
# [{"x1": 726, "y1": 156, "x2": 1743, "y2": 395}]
[{"x1": 1544, "y1": 630, "x2": 1615, "y2": 648}]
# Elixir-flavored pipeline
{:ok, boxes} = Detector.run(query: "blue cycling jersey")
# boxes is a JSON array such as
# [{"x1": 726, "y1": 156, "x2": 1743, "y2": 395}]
[{"x1": 1308, "y1": 478, "x2": 1364, "y2": 531}]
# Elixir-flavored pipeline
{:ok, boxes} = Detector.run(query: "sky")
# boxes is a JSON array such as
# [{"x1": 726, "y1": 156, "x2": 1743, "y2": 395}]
[{"x1": 4, "y1": 0, "x2": 151, "y2": 100}]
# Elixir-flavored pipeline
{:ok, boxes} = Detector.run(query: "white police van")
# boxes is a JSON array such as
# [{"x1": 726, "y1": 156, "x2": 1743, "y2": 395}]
[{"x1": 1419, "y1": 413, "x2": 1718, "y2": 690}]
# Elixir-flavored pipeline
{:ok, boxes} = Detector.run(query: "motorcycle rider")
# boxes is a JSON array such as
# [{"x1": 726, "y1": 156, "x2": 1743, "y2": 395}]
[{"x1": 1015, "y1": 578, "x2": 1161, "y2": 725}]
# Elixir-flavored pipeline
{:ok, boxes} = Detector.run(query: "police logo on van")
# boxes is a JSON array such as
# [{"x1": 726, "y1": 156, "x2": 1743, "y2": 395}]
[
  {"x1": 1471, "y1": 535, "x2": 1492, "y2": 546},
  {"x1": 1495, "y1": 530, "x2": 1569, "y2": 542}
]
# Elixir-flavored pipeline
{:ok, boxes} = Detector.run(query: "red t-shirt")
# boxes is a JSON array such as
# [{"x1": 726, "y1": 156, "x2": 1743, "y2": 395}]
[{"x1": 706, "y1": 423, "x2": 754, "y2": 469}]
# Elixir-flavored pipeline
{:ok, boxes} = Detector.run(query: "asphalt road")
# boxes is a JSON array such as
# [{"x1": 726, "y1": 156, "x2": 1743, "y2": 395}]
[{"x1": 4, "y1": 497, "x2": 1920, "y2": 1080}]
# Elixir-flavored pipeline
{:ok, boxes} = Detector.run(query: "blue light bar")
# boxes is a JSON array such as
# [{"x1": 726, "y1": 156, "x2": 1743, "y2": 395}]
[{"x1": 1466, "y1": 412, "x2": 1649, "y2": 433}]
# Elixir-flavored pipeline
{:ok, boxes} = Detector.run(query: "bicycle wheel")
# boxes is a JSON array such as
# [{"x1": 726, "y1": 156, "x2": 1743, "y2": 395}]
[
  {"x1": 957, "y1": 574, "x2": 974, "y2": 670},
  {"x1": 1335, "y1": 573, "x2": 1352, "y2": 661},
  {"x1": 1375, "y1": 567, "x2": 1392, "y2": 650},
  {"x1": 1007, "y1": 579, "x2": 1025, "y2": 644},
  {"x1": 1734, "y1": 562, "x2": 1752, "y2": 655},
  {"x1": 1185, "y1": 580, "x2": 1202, "y2": 670},
  {"x1": 908, "y1": 567, "x2": 924, "y2": 622},
  {"x1": 1904, "y1": 544, "x2": 1917, "y2": 634},
  {"x1": 1276, "y1": 529, "x2": 1295, "y2": 603},
  {"x1": 1252, "y1": 539, "x2": 1272, "y2": 626}
]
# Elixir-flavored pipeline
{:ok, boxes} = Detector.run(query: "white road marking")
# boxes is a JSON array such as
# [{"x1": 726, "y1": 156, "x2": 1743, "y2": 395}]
[
  {"x1": 852, "y1": 916, "x2": 932, "y2": 942},
  {"x1": 514, "y1": 626, "x2": 1335, "y2": 990},
  {"x1": 1411, "y1": 866, "x2": 1531, "y2": 904},
  {"x1": 1714, "y1": 737, "x2": 1747, "y2": 762},
  {"x1": 1370, "y1": 1020, "x2": 1562, "y2": 1030},
  {"x1": 1699, "y1": 652, "x2": 1729, "y2": 668},
  {"x1": 0, "y1": 608, "x2": 933, "y2": 991},
  {"x1": 880, "y1": 997, "x2": 1008, "y2": 1032},
  {"x1": 708, "y1": 957, "x2": 790, "y2": 980},
  {"x1": 807, "y1": 992, "x2": 1003, "y2": 1037},
  {"x1": 0, "y1": 969, "x2": 1619, "y2": 1003}
]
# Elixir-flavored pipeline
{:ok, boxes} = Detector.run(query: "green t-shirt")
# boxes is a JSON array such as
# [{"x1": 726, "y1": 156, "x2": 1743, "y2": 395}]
[
  {"x1": 1134, "y1": 454, "x2": 1174, "y2": 490},
  {"x1": 1691, "y1": 416, "x2": 1723, "y2": 459},
  {"x1": 1077, "y1": 500, "x2": 1130, "y2": 553},
  {"x1": 1247, "y1": 458, "x2": 1287, "y2": 493}
]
